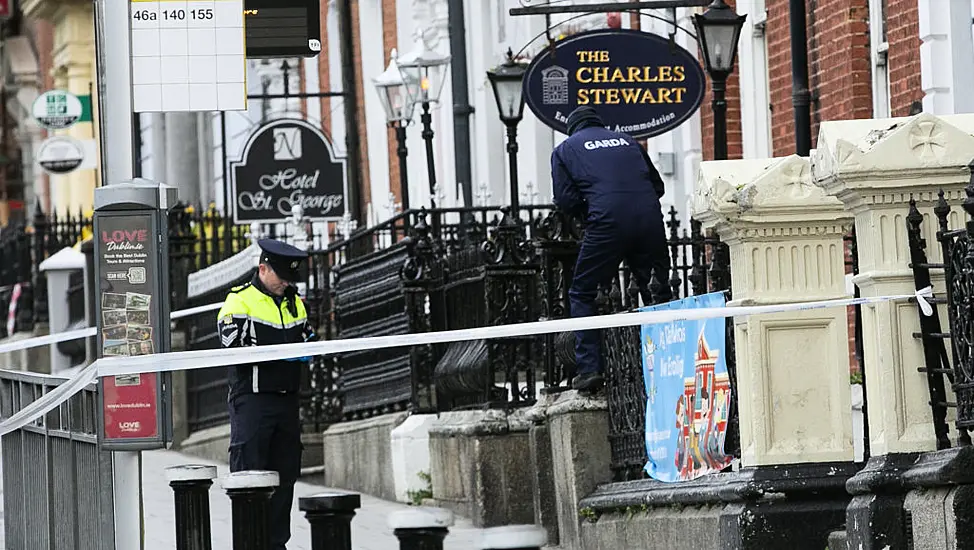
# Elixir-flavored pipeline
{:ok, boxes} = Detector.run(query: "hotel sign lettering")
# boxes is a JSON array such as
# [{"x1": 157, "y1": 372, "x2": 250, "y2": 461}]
[{"x1": 523, "y1": 29, "x2": 706, "y2": 139}]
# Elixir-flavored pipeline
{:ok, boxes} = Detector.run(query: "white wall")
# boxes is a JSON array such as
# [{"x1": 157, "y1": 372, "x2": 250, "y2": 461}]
[{"x1": 918, "y1": 0, "x2": 974, "y2": 115}]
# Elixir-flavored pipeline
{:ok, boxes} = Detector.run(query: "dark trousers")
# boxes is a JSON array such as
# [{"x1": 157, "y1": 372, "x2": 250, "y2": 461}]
[
  {"x1": 568, "y1": 215, "x2": 672, "y2": 376},
  {"x1": 228, "y1": 393, "x2": 303, "y2": 550}
]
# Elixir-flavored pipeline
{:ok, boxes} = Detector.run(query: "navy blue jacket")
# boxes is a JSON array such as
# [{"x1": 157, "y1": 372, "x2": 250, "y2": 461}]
[{"x1": 551, "y1": 126, "x2": 666, "y2": 225}]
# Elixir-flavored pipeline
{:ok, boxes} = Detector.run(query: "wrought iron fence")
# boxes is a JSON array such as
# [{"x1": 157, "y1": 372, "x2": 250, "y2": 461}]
[
  {"x1": 0, "y1": 369, "x2": 115, "y2": 549},
  {"x1": 909, "y1": 184, "x2": 974, "y2": 448},
  {"x1": 307, "y1": 204, "x2": 554, "y2": 420}
]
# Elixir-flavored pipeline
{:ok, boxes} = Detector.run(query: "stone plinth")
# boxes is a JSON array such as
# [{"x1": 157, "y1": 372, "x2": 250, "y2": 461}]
[
  {"x1": 427, "y1": 409, "x2": 534, "y2": 528},
  {"x1": 693, "y1": 154, "x2": 855, "y2": 467},
  {"x1": 813, "y1": 112, "x2": 974, "y2": 455}
]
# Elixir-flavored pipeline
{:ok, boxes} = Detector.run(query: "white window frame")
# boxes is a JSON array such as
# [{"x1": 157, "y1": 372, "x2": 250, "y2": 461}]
[
  {"x1": 738, "y1": 1, "x2": 772, "y2": 159},
  {"x1": 869, "y1": 0, "x2": 891, "y2": 118}
]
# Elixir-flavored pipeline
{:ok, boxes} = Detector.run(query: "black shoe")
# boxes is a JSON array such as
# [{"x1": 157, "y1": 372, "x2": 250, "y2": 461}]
[{"x1": 572, "y1": 372, "x2": 605, "y2": 394}]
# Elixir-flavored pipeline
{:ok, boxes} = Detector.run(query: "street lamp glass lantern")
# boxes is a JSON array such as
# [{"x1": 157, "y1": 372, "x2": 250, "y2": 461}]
[
  {"x1": 397, "y1": 36, "x2": 451, "y2": 106},
  {"x1": 373, "y1": 49, "x2": 415, "y2": 124},
  {"x1": 692, "y1": 0, "x2": 747, "y2": 76},
  {"x1": 487, "y1": 48, "x2": 529, "y2": 124}
]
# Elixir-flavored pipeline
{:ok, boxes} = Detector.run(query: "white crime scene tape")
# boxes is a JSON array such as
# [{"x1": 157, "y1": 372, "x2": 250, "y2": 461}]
[
  {"x1": 0, "y1": 287, "x2": 936, "y2": 438},
  {"x1": 0, "y1": 301, "x2": 225, "y2": 356}
]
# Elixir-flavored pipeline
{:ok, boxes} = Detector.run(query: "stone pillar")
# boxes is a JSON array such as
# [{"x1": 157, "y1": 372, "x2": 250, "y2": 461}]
[
  {"x1": 812, "y1": 112, "x2": 974, "y2": 549},
  {"x1": 813, "y1": 112, "x2": 974, "y2": 456},
  {"x1": 39, "y1": 247, "x2": 86, "y2": 373},
  {"x1": 692, "y1": 154, "x2": 855, "y2": 467}
]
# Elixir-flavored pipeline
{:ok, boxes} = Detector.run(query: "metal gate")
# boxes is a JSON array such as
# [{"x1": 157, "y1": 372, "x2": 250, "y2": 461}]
[{"x1": 0, "y1": 369, "x2": 114, "y2": 550}]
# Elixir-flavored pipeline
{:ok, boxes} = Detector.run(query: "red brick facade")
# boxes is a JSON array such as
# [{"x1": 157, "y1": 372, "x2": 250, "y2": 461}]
[
  {"x1": 701, "y1": 0, "x2": 921, "y2": 161},
  {"x1": 382, "y1": 0, "x2": 401, "y2": 205},
  {"x1": 349, "y1": 0, "x2": 372, "y2": 216},
  {"x1": 886, "y1": 0, "x2": 923, "y2": 116},
  {"x1": 318, "y1": 2, "x2": 333, "y2": 137}
]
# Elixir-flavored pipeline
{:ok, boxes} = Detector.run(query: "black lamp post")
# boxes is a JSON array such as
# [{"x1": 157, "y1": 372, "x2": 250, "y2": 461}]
[
  {"x1": 373, "y1": 48, "x2": 415, "y2": 211},
  {"x1": 397, "y1": 36, "x2": 451, "y2": 209},
  {"x1": 487, "y1": 48, "x2": 529, "y2": 219},
  {"x1": 692, "y1": 0, "x2": 746, "y2": 161}
]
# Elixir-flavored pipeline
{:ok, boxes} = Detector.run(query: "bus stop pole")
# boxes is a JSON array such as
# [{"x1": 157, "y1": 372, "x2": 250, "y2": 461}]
[{"x1": 94, "y1": 0, "x2": 142, "y2": 548}]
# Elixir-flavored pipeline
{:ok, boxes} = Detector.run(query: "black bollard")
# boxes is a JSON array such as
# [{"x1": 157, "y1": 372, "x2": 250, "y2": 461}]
[
  {"x1": 221, "y1": 470, "x2": 279, "y2": 550},
  {"x1": 165, "y1": 464, "x2": 217, "y2": 550},
  {"x1": 479, "y1": 525, "x2": 549, "y2": 550},
  {"x1": 389, "y1": 507, "x2": 454, "y2": 550},
  {"x1": 298, "y1": 491, "x2": 362, "y2": 550}
]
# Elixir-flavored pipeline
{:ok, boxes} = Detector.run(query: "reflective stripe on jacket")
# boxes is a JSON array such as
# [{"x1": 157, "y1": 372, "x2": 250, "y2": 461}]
[{"x1": 216, "y1": 275, "x2": 312, "y2": 399}]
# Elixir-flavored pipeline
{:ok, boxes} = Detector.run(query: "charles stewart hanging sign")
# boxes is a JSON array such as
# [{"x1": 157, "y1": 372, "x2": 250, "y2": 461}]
[
  {"x1": 231, "y1": 118, "x2": 348, "y2": 223},
  {"x1": 523, "y1": 29, "x2": 706, "y2": 139}
]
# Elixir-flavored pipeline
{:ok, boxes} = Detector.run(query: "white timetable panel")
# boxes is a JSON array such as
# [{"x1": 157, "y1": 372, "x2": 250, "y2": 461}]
[{"x1": 130, "y1": 0, "x2": 246, "y2": 112}]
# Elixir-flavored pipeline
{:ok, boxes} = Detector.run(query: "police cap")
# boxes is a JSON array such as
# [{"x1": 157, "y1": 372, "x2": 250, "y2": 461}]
[{"x1": 257, "y1": 238, "x2": 308, "y2": 283}]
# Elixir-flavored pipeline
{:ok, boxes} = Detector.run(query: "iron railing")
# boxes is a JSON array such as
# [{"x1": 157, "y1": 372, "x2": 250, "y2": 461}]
[
  {"x1": 0, "y1": 369, "x2": 115, "y2": 549},
  {"x1": 911, "y1": 181, "x2": 974, "y2": 447}
]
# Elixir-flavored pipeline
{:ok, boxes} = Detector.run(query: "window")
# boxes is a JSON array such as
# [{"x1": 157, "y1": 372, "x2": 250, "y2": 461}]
[
  {"x1": 738, "y1": 0, "x2": 772, "y2": 158},
  {"x1": 869, "y1": 0, "x2": 891, "y2": 118}
]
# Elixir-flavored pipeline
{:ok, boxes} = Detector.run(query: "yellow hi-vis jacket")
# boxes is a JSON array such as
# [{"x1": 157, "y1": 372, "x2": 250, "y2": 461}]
[{"x1": 216, "y1": 275, "x2": 314, "y2": 399}]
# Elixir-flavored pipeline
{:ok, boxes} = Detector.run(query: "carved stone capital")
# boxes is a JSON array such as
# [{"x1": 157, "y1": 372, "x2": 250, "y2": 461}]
[
  {"x1": 693, "y1": 156, "x2": 852, "y2": 244},
  {"x1": 813, "y1": 112, "x2": 974, "y2": 207}
]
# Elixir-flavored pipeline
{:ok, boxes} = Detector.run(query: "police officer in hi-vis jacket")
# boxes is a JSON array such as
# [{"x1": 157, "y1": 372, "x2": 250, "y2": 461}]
[
  {"x1": 217, "y1": 238, "x2": 316, "y2": 550},
  {"x1": 551, "y1": 105, "x2": 673, "y2": 393}
]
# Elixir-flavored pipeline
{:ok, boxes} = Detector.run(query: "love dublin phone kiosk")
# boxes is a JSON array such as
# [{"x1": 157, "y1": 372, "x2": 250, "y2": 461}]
[{"x1": 94, "y1": 179, "x2": 177, "y2": 450}]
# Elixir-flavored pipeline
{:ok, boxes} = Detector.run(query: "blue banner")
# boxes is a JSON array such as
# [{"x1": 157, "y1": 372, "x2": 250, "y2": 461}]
[{"x1": 640, "y1": 292, "x2": 733, "y2": 482}]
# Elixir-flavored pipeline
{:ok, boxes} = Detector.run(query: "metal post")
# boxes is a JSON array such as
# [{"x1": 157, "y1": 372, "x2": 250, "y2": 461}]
[
  {"x1": 299, "y1": 492, "x2": 362, "y2": 550},
  {"x1": 447, "y1": 0, "x2": 474, "y2": 209},
  {"x1": 711, "y1": 76, "x2": 728, "y2": 161},
  {"x1": 395, "y1": 122, "x2": 411, "y2": 210},
  {"x1": 505, "y1": 122, "x2": 520, "y2": 215},
  {"x1": 390, "y1": 507, "x2": 454, "y2": 550},
  {"x1": 420, "y1": 101, "x2": 437, "y2": 208},
  {"x1": 479, "y1": 525, "x2": 548, "y2": 550},
  {"x1": 96, "y1": 0, "x2": 142, "y2": 548},
  {"x1": 166, "y1": 465, "x2": 216, "y2": 550},
  {"x1": 338, "y1": 0, "x2": 363, "y2": 222},
  {"x1": 222, "y1": 471, "x2": 279, "y2": 550},
  {"x1": 789, "y1": 0, "x2": 812, "y2": 156}
]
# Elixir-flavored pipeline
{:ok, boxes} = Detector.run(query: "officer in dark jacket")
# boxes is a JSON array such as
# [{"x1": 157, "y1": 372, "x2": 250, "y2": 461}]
[
  {"x1": 551, "y1": 106, "x2": 673, "y2": 393},
  {"x1": 217, "y1": 239, "x2": 316, "y2": 550}
]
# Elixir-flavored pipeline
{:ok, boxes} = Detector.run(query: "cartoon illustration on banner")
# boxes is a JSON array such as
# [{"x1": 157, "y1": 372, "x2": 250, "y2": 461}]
[{"x1": 641, "y1": 292, "x2": 733, "y2": 482}]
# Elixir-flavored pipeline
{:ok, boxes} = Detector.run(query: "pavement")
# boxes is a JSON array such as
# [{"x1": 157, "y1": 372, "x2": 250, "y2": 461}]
[{"x1": 0, "y1": 447, "x2": 481, "y2": 550}]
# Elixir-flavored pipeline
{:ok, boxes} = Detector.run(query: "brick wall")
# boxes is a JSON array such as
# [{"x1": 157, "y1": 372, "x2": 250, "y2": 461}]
[
  {"x1": 382, "y1": 0, "x2": 400, "y2": 205},
  {"x1": 885, "y1": 0, "x2": 922, "y2": 115},
  {"x1": 350, "y1": 0, "x2": 371, "y2": 216},
  {"x1": 763, "y1": 0, "x2": 873, "y2": 157},
  {"x1": 318, "y1": 2, "x2": 333, "y2": 136}
]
